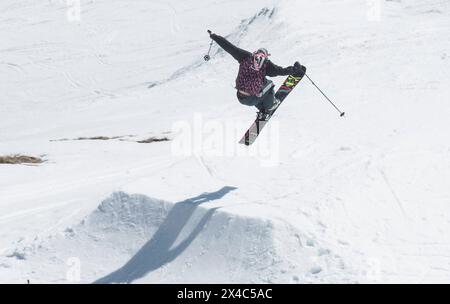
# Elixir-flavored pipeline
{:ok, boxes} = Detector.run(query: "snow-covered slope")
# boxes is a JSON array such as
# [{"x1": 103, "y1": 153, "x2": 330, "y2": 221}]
[{"x1": 1, "y1": 0, "x2": 450, "y2": 283}]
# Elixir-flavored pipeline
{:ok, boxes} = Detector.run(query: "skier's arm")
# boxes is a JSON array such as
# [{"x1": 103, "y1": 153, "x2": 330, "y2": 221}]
[
  {"x1": 210, "y1": 34, "x2": 251, "y2": 62},
  {"x1": 266, "y1": 61, "x2": 306, "y2": 77},
  {"x1": 265, "y1": 61, "x2": 295, "y2": 77}
]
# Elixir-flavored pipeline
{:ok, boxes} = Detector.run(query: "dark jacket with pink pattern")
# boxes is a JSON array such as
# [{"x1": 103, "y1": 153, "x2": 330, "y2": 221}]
[{"x1": 211, "y1": 34, "x2": 295, "y2": 96}]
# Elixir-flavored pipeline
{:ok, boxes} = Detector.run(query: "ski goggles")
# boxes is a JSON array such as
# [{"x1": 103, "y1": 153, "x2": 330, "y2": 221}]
[{"x1": 251, "y1": 49, "x2": 270, "y2": 71}]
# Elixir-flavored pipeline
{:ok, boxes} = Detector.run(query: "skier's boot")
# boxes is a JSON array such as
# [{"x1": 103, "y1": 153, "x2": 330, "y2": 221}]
[
  {"x1": 256, "y1": 111, "x2": 270, "y2": 121},
  {"x1": 266, "y1": 97, "x2": 281, "y2": 114}
]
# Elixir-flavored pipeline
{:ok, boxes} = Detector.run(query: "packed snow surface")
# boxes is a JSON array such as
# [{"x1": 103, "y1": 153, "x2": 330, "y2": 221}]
[{"x1": 1, "y1": 0, "x2": 450, "y2": 283}]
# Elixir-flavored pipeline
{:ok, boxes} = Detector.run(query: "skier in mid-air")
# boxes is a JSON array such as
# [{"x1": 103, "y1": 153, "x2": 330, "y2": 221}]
[{"x1": 208, "y1": 30, "x2": 306, "y2": 120}]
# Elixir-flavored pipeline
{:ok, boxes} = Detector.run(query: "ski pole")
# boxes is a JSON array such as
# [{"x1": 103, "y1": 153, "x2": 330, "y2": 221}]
[
  {"x1": 204, "y1": 30, "x2": 213, "y2": 61},
  {"x1": 305, "y1": 74, "x2": 345, "y2": 117}
]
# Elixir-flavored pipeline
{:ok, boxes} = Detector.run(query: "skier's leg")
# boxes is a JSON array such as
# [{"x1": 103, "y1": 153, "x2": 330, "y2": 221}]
[
  {"x1": 255, "y1": 101, "x2": 265, "y2": 112},
  {"x1": 259, "y1": 78, "x2": 275, "y2": 97},
  {"x1": 242, "y1": 78, "x2": 274, "y2": 112},
  {"x1": 237, "y1": 92, "x2": 261, "y2": 107},
  {"x1": 237, "y1": 92, "x2": 266, "y2": 120},
  {"x1": 260, "y1": 87, "x2": 279, "y2": 112},
  {"x1": 254, "y1": 78, "x2": 277, "y2": 112},
  {"x1": 243, "y1": 95, "x2": 264, "y2": 112}
]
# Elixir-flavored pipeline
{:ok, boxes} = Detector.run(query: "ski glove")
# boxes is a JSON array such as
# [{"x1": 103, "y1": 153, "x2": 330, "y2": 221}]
[{"x1": 293, "y1": 61, "x2": 306, "y2": 77}]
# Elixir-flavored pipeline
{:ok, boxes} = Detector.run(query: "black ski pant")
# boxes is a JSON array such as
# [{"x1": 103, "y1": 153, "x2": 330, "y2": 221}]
[{"x1": 236, "y1": 79, "x2": 276, "y2": 112}]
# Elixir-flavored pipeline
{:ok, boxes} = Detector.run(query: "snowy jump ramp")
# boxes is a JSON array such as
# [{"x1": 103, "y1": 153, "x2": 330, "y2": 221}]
[{"x1": 3, "y1": 188, "x2": 350, "y2": 284}]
